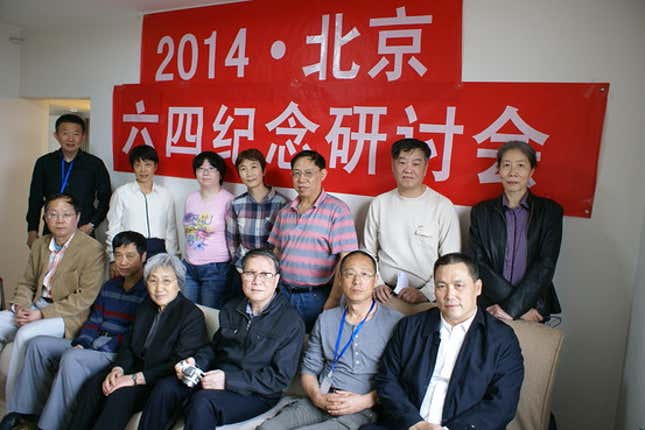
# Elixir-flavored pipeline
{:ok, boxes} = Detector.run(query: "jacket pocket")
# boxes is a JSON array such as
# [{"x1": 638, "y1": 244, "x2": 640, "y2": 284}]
[{"x1": 51, "y1": 270, "x2": 80, "y2": 301}]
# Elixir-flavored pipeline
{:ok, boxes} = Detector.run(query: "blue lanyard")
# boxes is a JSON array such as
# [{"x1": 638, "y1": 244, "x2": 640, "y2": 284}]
[
  {"x1": 330, "y1": 299, "x2": 376, "y2": 373},
  {"x1": 60, "y1": 158, "x2": 75, "y2": 193}
]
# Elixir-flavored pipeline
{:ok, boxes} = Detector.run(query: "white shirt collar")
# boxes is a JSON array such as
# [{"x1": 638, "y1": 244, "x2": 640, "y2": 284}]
[{"x1": 439, "y1": 308, "x2": 477, "y2": 336}]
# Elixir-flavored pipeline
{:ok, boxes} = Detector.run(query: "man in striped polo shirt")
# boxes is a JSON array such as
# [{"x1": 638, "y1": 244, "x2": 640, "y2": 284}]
[
  {"x1": 0, "y1": 231, "x2": 148, "y2": 430},
  {"x1": 269, "y1": 150, "x2": 358, "y2": 331}
]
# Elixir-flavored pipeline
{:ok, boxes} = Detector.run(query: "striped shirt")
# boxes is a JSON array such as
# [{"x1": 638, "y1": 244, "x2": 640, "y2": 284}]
[
  {"x1": 71, "y1": 277, "x2": 147, "y2": 352},
  {"x1": 225, "y1": 188, "x2": 289, "y2": 268},
  {"x1": 268, "y1": 191, "x2": 358, "y2": 287}
]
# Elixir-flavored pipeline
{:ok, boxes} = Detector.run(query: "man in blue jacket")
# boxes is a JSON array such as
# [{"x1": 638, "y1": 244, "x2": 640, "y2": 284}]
[
  {"x1": 138, "y1": 249, "x2": 306, "y2": 430},
  {"x1": 363, "y1": 253, "x2": 524, "y2": 430}
]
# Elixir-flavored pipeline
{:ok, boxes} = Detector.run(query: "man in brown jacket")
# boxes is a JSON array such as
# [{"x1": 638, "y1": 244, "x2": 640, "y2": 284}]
[{"x1": 0, "y1": 193, "x2": 105, "y2": 405}]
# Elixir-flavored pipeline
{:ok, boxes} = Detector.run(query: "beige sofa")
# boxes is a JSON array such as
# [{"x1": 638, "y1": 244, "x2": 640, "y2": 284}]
[{"x1": 0, "y1": 299, "x2": 564, "y2": 430}]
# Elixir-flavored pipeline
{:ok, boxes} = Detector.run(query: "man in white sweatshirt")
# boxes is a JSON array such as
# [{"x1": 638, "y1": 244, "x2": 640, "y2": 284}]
[{"x1": 363, "y1": 138, "x2": 461, "y2": 305}]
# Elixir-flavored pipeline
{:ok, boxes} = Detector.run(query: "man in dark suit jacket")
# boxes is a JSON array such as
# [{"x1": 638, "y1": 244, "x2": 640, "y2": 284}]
[{"x1": 362, "y1": 253, "x2": 524, "y2": 430}]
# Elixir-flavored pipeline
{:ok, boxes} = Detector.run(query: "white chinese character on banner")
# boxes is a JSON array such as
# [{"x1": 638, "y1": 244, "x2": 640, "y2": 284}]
[
  {"x1": 212, "y1": 105, "x2": 255, "y2": 161},
  {"x1": 473, "y1": 105, "x2": 549, "y2": 184},
  {"x1": 396, "y1": 105, "x2": 464, "y2": 182},
  {"x1": 326, "y1": 106, "x2": 387, "y2": 174},
  {"x1": 166, "y1": 107, "x2": 204, "y2": 157},
  {"x1": 302, "y1": 13, "x2": 360, "y2": 80},
  {"x1": 368, "y1": 7, "x2": 432, "y2": 81},
  {"x1": 265, "y1": 102, "x2": 319, "y2": 169},
  {"x1": 121, "y1": 100, "x2": 159, "y2": 153}
]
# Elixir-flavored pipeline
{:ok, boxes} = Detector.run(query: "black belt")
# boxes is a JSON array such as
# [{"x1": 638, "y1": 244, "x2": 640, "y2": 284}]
[{"x1": 42, "y1": 297, "x2": 54, "y2": 303}]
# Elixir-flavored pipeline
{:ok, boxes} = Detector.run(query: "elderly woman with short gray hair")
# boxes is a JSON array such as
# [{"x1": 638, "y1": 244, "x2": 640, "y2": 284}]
[{"x1": 68, "y1": 253, "x2": 209, "y2": 430}]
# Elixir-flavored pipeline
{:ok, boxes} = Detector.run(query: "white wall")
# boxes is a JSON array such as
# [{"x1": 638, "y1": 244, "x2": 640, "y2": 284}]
[
  {"x1": 20, "y1": 15, "x2": 142, "y2": 160},
  {"x1": 462, "y1": 1, "x2": 645, "y2": 428},
  {"x1": 0, "y1": 99, "x2": 49, "y2": 300},
  {"x1": 13, "y1": 1, "x2": 645, "y2": 429},
  {"x1": 0, "y1": 23, "x2": 21, "y2": 97},
  {"x1": 617, "y1": 210, "x2": 645, "y2": 429}
]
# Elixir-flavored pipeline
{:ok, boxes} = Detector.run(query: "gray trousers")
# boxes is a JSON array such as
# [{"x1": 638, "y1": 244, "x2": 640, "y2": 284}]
[
  {"x1": 8, "y1": 335, "x2": 115, "y2": 430},
  {"x1": 257, "y1": 397, "x2": 376, "y2": 430},
  {"x1": 0, "y1": 307, "x2": 65, "y2": 406}
]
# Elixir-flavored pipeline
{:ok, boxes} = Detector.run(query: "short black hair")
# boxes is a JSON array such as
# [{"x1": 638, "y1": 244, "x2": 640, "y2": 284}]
[
  {"x1": 55, "y1": 114, "x2": 86, "y2": 134},
  {"x1": 496, "y1": 141, "x2": 538, "y2": 169},
  {"x1": 433, "y1": 252, "x2": 480, "y2": 281},
  {"x1": 391, "y1": 138, "x2": 431, "y2": 160},
  {"x1": 340, "y1": 250, "x2": 377, "y2": 273},
  {"x1": 113, "y1": 231, "x2": 147, "y2": 256},
  {"x1": 129, "y1": 145, "x2": 159, "y2": 167},
  {"x1": 242, "y1": 249, "x2": 280, "y2": 274},
  {"x1": 235, "y1": 148, "x2": 267, "y2": 171},
  {"x1": 290, "y1": 150, "x2": 326, "y2": 170},
  {"x1": 44, "y1": 193, "x2": 80, "y2": 214},
  {"x1": 193, "y1": 151, "x2": 226, "y2": 185}
]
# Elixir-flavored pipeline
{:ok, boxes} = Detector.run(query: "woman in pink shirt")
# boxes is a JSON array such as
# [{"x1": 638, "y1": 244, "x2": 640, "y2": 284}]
[{"x1": 183, "y1": 152, "x2": 235, "y2": 308}]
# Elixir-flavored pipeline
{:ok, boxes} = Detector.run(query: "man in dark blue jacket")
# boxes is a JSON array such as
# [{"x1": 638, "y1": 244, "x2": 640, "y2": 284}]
[
  {"x1": 363, "y1": 253, "x2": 523, "y2": 430},
  {"x1": 139, "y1": 249, "x2": 306, "y2": 430}
]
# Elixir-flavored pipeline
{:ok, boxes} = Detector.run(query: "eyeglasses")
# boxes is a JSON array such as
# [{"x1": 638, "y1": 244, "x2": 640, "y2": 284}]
[
  {"x1": 341, "y1": 271, "x2": 375, "y2": 281},
  {"x1": 291, "y1": 169, "x2": 318, "y2": 179},
  {"x1": 241, "y1": 271, "x2": 277, "y2": 282},
  {"x1": 45, "y1": 212, "x2": 76, "y2": 221},
  {"x1": 147, "y1": 278, "x2": 177, "y2": 287}
]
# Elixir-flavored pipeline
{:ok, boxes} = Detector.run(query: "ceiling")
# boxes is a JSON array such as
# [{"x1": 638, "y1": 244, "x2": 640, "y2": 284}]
[{"x1": 0, "y1": 0, "x2": 242, "y2": 30}]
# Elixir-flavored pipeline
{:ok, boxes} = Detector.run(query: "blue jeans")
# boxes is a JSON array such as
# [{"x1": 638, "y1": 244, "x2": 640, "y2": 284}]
[
  {"x1": 279, "y1": 282, "x2": 331, "y2": 332},
  {"x1": 183, "y1": 260, "x2": 234, "y2": 309}
]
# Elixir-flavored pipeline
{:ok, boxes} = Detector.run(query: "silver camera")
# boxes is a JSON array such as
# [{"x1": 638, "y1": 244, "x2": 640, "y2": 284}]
[{"x1": 177, "y1": 361, "x2": 204, "y2": 388}]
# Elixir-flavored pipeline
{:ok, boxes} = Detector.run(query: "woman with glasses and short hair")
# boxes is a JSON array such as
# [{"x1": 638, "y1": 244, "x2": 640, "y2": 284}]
[
  {"x1": 68, "y1": 253, "x2": 208, "y2": 430},
  {"x1": 182, "y1": 151, "x2": 236, "y2": 309}
]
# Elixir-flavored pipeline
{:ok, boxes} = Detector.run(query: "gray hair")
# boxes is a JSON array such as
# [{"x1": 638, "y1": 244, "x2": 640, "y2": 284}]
[{"x1": 144, "y1": 253, "x2": 186, "y2": 290}]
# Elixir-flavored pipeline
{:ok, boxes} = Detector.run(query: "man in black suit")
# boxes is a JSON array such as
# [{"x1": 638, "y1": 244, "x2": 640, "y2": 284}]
[{"x1": 363, "y1": 253, "x2": 524, "y2": 430}]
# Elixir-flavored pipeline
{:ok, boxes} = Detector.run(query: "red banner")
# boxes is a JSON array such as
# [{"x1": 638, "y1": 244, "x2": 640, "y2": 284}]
[
  {"x1": 117, "y1": 0, "x2": 609, "y2": 218},
  {"x1": 140, "y1": 0, "x2": 462, "y2": 85},
  {"x1": 113, "y1": 81, "x2": 608, "y2": 218}
]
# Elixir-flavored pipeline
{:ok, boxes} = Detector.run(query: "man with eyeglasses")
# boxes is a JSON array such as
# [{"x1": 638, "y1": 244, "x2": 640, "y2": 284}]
[
  {"x1": 0, "y1": 193, "x2": 105, "y2": 406},
  {"x1": 269, "y1": 150, "x2": 358, "y2": 331},
  {"x1": 364, "y1": 138, "x2": 461, "y2": 306},
  {"x1": 258, "y1": 250, "x2": 402, "y2": 430},
  {"x1": 138, "y1": 249, "x2": 305, "y2": 430}
]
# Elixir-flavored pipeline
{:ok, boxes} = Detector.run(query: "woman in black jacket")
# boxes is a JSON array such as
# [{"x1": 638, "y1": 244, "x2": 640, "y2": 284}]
[
  {"x1": 470, "y1": 140, "x2": 563, "y2": 322},
  {"x1": 68, "y1": 253, "x2": 209, "y2": 430}
]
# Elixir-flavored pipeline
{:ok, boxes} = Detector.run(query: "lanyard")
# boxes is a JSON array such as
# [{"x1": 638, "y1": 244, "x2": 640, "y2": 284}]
[
  {"x1": 60, "y1": 158, "x2": 75, "y2": 193},
  {"x1": 330, "y1": 299, "x2": 376, "y2": 374}
]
